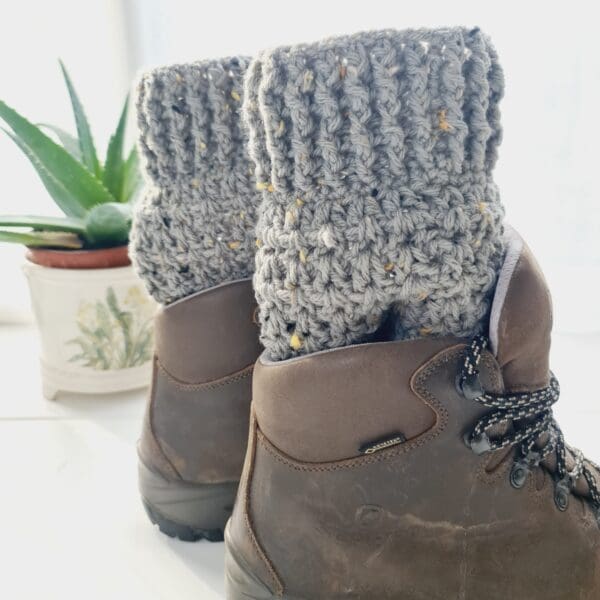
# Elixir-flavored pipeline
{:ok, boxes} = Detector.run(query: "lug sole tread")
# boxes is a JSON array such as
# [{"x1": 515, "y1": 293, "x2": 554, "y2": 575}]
[{"x1": 142, "y1": 498, "x2": 224, "y2": 543}]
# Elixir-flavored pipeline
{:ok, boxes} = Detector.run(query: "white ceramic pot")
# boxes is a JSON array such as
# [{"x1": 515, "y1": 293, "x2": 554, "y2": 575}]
[{"x1": 23, "y1": 257, "x2": 156, "y2": 401}]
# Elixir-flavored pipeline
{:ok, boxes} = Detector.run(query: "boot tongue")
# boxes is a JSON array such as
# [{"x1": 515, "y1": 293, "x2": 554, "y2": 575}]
[
  {"x1": 487, "y1": 230, "x2": 597, "y2": 500},
  {"x1": 489, "y1": 227, "x2": 553, "y2": 392}
]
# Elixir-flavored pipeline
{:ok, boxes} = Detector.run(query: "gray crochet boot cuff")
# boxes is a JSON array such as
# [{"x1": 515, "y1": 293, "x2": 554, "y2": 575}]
[
  {"x1": 137, "y1": 56, "x2": 252, "y2": 194},
  {"x1": 245, "y1": 27, "x2": 506, "y2": 360},
  {"x1": 130, "y1": 57, "x2": 258, "y2": 305},
  {"x1": 245, "y1": 27, "x2": 503, "y2": 196}
]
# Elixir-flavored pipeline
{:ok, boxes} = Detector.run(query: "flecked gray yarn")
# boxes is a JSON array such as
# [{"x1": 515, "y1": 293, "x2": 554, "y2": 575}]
[
  {"x1": 244, "y1": 27, "x2": 506, "y2": 360},
  {"x1": 130, "y1": 57, "x2": 259, "y2": 305}
]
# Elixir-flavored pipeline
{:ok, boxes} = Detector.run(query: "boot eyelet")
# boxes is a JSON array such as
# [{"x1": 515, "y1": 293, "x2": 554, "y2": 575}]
[
  {"x1": 554, "y1": 479, "x2": 570, "y2": 512},
  {"x1": 464, "y1": 432, "x2": 492, "y2": 455},
  {"x1": 458, "y1": 373, "x2": 484, "y2": 401},
  {"x1": 524, "y1": 450, "x2": 542, "y2": 468},
  {"x1": 510, "y1": 461, "x2": 530, "y2": 489}
]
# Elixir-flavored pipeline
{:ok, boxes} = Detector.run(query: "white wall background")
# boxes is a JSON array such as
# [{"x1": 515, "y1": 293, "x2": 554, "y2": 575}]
[{"x1": 1, "y1": 0, "x2": 599, "y2": 331}]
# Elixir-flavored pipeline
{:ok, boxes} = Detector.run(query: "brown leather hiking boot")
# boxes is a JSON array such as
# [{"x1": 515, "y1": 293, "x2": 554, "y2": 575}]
[
  {"x1": 224, "y1": 230, "x2": 600, "y2": 598},
  {"x1": 138, "y1": 278, "x2": 260, "y2": 541}
]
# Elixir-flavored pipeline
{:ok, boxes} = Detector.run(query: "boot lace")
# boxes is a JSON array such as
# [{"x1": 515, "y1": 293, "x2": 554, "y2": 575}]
[{"x1": 459, "y1": 335, "x2": 600, "y2": 519}]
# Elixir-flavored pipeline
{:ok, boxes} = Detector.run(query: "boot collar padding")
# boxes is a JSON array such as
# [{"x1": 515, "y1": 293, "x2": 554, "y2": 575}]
[
  {"x1": 487, "y1": 226, "x2": 553, "y2": 392},
  {"x1": 489, "y1": 226, "x2": 524, "y2": 357}
]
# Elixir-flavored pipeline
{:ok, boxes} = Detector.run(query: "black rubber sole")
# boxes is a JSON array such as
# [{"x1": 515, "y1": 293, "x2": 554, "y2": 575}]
[
  {"x1": 138, "y1": 459, "x2": 238, "y2": 543},
  {"x1": 142, "y1": 497, "x2": 225, "y2": 542}
]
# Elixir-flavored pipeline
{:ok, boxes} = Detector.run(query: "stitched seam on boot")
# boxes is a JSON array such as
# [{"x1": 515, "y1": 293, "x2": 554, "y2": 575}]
[
  {"x1": 253, "y1": 346, "x2": 482, "y2": 472},
  {"x1": 145, "y1": 358, "x2": 183, "y2": 480},
  {"x1": 244, "y1": 411, "x2": 285, "y2": 596},
  {"x1": 156, "y1": 361, "x2": 254, "y2": 391}
]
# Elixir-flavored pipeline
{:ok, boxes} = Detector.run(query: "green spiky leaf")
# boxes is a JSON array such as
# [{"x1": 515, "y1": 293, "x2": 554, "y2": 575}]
[
  {"x1": 59, "y1": 60, "x2": 100, "y2": 177},
  {"x1": 0, "y1": 102, "x2": 116, "y2": 216},
  {"x1": 38, "y1": 123, "x2": 82, "y2": 161},
  {"x1": 0, "y1": 214, "x2": 86, "y2": 233},
  {"x1": 103, "y1": 96, "x2": 129, "y2": 200},
  {"x1": 2, "y1": 127, "x2": 88, "y2": 218},
  {"x1": 0, "y1": 229, "x2": 83, "y2": 248},
  {"x1": 121, "y1": 147, "x2": 141, "y2": 203}
]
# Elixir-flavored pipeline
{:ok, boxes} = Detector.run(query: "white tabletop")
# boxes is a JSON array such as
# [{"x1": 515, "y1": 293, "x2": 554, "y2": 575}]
[{"x1": 0, "y1": 325, "x2": 224, "y2": 600}]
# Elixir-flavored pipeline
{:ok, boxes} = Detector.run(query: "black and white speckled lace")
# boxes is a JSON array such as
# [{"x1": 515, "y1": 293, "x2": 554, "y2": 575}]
[{"x1": 459, "y1": 335, "x2": 600, "y2": 518}]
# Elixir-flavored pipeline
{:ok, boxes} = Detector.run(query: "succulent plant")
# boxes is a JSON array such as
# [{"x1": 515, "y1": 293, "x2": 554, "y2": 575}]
[{"x1": 0, "y1": 61, "x2": 140, "y2": 250}]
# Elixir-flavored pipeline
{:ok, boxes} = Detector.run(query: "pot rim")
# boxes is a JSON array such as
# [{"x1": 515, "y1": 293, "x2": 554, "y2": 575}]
[{"x1": 26, "y1": 245, "x2": 131, "y2": 269}]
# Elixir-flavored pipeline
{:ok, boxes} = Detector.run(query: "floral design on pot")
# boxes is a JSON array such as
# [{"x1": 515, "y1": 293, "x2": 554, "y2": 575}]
[
  {"x1": 23, "y1": 258, "x2": 157, "y2": 400},
  {"x1": 69, "y1": 286, "x2": 154, "y2": 370}
]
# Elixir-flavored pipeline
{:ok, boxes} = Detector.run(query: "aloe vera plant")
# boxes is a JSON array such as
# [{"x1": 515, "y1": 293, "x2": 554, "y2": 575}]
[{"x1": 0, "y1": 61, "x2": 140, "y2": 250}]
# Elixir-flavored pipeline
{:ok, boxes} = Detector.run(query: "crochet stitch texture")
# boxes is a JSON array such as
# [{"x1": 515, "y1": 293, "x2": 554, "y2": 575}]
[
  {"x1": 244, "y1": 27, "x2": 506, "y2": 360},
  {"x1": 130, "y1": 57, "x2": 258, "y2": 305}
]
